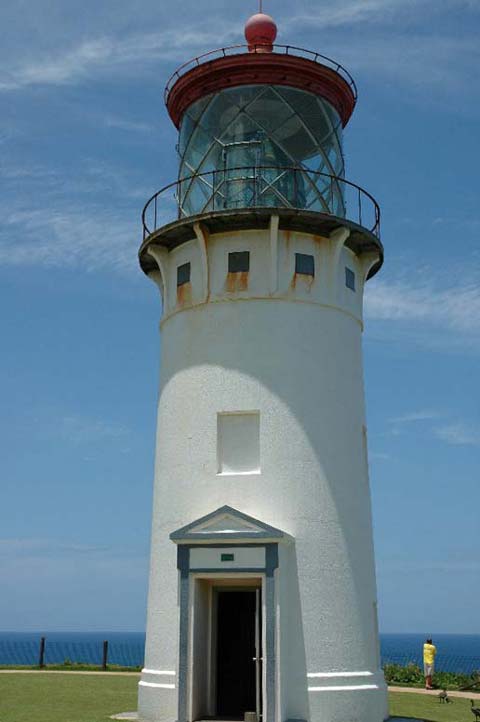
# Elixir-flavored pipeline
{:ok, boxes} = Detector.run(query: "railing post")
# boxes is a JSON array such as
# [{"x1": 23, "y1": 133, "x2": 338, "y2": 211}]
[
  {"x1": 358, "y1": 188, "x2": 362, "y2": 226},
  {"x1": 154, "y1": 195, "x2": 157, "y2": 230},
  {"x1": 102, "y1": 640, "x2": 109, "y2": 671},
  {"x1": 38, "y1": 637, "x2": 46, "y2": 668}
]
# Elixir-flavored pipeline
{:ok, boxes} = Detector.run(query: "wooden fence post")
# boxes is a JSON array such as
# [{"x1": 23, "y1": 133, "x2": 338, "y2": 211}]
[
  {"x1": 38, "y1": 637, "x2": 46, "y2": 668},
  {"x1": 102, "y1": 640, "x2": 109, "y2": 670}
]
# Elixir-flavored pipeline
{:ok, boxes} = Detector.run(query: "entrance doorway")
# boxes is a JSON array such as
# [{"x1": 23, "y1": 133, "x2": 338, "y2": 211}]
[
  {"x1": 215, "y1": 589, "x2": 262, "y2": 718},
  {"x1": 190, "y1": 578, "x2": 264, "y2": 722}
]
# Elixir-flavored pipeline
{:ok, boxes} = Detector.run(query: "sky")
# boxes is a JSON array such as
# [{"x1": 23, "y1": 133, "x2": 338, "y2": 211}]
[{"x1": 0, "y1": 0, "x2": 479, "y2": 635}]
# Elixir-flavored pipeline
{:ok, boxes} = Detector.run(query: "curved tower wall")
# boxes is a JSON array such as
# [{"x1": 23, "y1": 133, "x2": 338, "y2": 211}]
[{"x1": 138, "y1": 221, "x2": 388, "y2": 722}]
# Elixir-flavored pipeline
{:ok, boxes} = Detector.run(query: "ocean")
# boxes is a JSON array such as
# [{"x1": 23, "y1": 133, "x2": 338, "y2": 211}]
[{"x1": 0, "y1": 632, "x2": 479, "y2": 672}]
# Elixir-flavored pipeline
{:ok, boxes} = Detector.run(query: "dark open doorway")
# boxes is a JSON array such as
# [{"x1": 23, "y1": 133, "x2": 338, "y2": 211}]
[{"x1": 215, "y1": 589, "x2": 262, "y2": 719}]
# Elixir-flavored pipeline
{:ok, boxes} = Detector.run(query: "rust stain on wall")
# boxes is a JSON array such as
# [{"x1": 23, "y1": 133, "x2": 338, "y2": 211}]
[
  {"x1": 177, "y1": 282, "x2": 192, "y2": 306},
  {"x1": 290, "y1": 272, "x2": 314, "y2": 292},
  {"x1": 225, "y1": 272, "x2": 249, "y2": 293}
]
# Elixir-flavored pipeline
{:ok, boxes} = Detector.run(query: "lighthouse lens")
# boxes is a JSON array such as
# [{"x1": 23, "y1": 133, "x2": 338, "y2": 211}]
[{"x1": 177, "y1": 85, "x2": 345, "y2": 218}]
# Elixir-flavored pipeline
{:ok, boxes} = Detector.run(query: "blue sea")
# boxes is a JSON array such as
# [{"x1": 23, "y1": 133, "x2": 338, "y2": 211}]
[{"x1": 0, "y1": 632, "x2": 479, "y2": 672}]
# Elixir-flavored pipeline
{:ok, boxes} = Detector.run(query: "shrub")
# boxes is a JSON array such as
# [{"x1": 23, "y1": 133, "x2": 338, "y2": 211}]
[
  {"x1": 383, "y1": 663, "x2": 479, "y2": 690},
  {"x1": 384, "y1": 663, "x2": 424, "y2": 685}
]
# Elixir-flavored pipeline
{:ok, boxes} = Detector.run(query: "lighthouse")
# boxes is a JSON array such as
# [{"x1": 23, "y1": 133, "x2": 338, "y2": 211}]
[{"x1": 137, "y1": 10, "x2": 388, "y2": 722}]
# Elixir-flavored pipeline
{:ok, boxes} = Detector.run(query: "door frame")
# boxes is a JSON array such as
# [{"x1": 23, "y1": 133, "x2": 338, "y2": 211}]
[{"x1": 176, "y1": 544, "x2": 279, "y2": 722}]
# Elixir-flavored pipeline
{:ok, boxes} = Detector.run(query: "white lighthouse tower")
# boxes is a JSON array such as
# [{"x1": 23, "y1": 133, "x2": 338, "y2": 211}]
[{"x1": 138, "y1": 10, "x2": 388, "y2": 722}]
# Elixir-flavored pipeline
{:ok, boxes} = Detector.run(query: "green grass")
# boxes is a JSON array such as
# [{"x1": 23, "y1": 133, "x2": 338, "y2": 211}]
[
  {"x1": 0, "y1": 665, "x2": 141, "y2": 672},
  {"x1": 0, "y1": 672, "x2": 139, "y2": 722},
  {"x1": 0, "y1": 675, "x2": 476, "y2": 722},
  {"x1": 390, "y1": 690, "x2": 475, "y2": 721}
]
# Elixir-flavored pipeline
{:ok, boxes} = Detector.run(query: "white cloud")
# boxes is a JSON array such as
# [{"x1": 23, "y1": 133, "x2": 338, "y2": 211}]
[
  {"x1": 0, "y1": 24, "x2": 238, "y2": 92},
  {"x1": 434, "y1": 423, "x2": 480, "y2": 447},
  {"x1": 0, "y1": 538, "x2": 108, "y2": 556},
  {"x1": 382, "y1": 411, "x2": 480, "y2": 448},
  {"x1": 365, "y1": 277, "x2": 480, "y2": 334},
  {"x1": 102, "y1": 114, "x2": 154, "y2": 133},
  {"x1": 389, "y1": 411, "x2": 440, "y2": 424},
  {"x1": 286, "y1": 0, "x2": 422, "y2": 30},
  {"x1": 378, "y1": 558, "x2": 480, "y2": 573},
  {"x1": 370, "y1": 452, "x2": 391, "y2": 460},
  {"x1": 59, "y1": 415, "x2": 130, "y2": 445},
  {"x1": 0, "y1": 205, "x2": 138, "y2": 273},
  {"x1": 1, "y1": 0, "x2": 478, "y2": 98}
]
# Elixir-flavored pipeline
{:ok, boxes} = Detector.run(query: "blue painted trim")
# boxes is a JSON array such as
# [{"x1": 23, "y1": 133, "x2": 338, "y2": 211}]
[
  {"x1": 266, "y1": 544, "x2": 279, "y2": 574},
  {"x1": 265, "y1": 545, "x2": 278, "y2": 722},
  {"x1": 177, "y1": 548, "x2": 190, "y2": 722},
  {"x1": 177, "y1": 545, "x2": 189, "y2": 572},
  {"x1": 188, "y1": 567, "x2": 266, "y2": 574},
  {"x1": 182, "y1": 543, "x2": 269, "y2": 549},
  {"x1": 173, "y1": 531, "x2": 283, "y2": 541},
  {"x1": 174, "y1": 537, "x2": 280, "y2": 722}
]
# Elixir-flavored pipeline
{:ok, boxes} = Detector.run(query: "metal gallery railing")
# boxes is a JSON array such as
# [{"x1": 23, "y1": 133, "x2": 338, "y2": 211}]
[
  {"x1": 164, "y1": 44, "x2": 357, "y2": 105},
  {"x1": 142, "y1": 166, "x2": 380, "y2": 240}
]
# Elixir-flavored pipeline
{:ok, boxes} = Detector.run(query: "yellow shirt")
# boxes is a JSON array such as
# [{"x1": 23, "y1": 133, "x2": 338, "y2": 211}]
[{"x1": 424, "y1": 643, "x2": 437, "y2": 665}]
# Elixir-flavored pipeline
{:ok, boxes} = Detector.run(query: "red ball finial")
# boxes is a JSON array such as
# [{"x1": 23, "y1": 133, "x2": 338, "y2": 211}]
[{"x1": 245, "y1": 12, "x2": 278, "y2": 53}]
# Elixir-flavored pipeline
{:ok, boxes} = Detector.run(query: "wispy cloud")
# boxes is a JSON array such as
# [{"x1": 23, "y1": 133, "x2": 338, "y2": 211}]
[
  {"x1": 384, "y1": 411, "x2": 480, "y2": 449},
  {"x1": 378, "y1": 558, "x2": 480, "y2": 573},
  {"x1": 370, "y1": 451, "x2": 391, "y2": 461},
  {"x1": 0, "y1": 536, "x2": 149, "y2": 589},
  {"x1": 365, "y1": 277, "x2": 480, "y2": 334},
  {"x1": 0, "y1": 24, "x2": 238, "y2": 92},
  {"x1": 434, "y1": 423, "x2": 480, "y2": 447},
  {"x1": 0, "y1": 205, "x2": 138, "y2": 273},
  {"x1": 0, "y1": 538, "x2": 108, "y2": 556},
  {"x1": 389, "y1": 410, "x2": 440, "y2": 425},
  {"x1": 102, "y1": 114, "x2": 154, "y2": 133},
  {"x1": 1, "y1": 0, "x2": 478, "y2": 98},
  {"x1": 59, "y1": 415, "x2": 130, "y2": 446},
  {"x1": 286, "y1": 0, "x2": 423, "y2": 30}
]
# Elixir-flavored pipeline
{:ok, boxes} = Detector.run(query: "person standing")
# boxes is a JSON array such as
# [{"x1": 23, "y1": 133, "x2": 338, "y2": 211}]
[{"x1": 423, "y1": 638, "x2": 437, "y2": 689}]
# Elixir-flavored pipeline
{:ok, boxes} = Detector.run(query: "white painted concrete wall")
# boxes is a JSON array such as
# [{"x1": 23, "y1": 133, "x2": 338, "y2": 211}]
[{"x1": 138, "y1": 221, "x2": 387, "y2": 722}]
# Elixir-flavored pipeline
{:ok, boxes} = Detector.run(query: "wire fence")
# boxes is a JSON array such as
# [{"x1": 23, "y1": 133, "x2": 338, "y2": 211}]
[
  {"x1": 381, "y1": 653, "x2": 480, "y2": 675},
  {"x1": 1, "y1": 639, "x2": 479, "y2": 674},
  {"x1": 0, "y1": 639, "x2": 144, "y2": 668}
]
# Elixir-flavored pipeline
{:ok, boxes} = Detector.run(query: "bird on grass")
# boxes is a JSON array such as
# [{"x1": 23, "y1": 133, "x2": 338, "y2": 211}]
[
  {"x1": 438, "y1": 689, "x2": 452, "y2": 704},
  {"x1": 471, "y1": 700, "x2": 480, "y2": 721}
]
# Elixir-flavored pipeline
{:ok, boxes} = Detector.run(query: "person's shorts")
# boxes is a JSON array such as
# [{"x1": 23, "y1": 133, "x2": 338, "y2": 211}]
[{"x1": 424, "y1": 664, "x2": 434, "y2": 677}]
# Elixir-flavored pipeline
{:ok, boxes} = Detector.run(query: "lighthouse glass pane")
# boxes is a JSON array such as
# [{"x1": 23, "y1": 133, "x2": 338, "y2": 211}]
[
  {"x1": 217, "y1": 412, "x2": 260, "y2": 475},
  {"x1": 178, "y1": 85, "x2": 344, "y2": 218}
]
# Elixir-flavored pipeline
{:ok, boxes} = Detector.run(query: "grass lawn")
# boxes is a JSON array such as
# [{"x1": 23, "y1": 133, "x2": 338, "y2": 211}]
[
  {"x1": 390, "y1": 690, "x2": 475, "y2": 721},
  {"x1": 0, "y1": 672, "x2": 139, "y2": 722},
  {"x1": 0, "y1": 675, "x2": 476, "y2": 722}
]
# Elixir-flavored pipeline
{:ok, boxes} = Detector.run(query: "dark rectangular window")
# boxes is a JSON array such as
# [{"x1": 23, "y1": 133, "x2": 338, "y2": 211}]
[
  {"x1": 228, "y1": 251, "x2": 250, "y2": 273},
  {"x1": 345, "y1": 267, "x2": 356, "y2": 291},
  {"x1": 295, "y1": 253, "x2": 315, "y2": 277},
  {"x1": 221, "y1": 553, "x2": 235, "y2": 562},
  {"x1": 177, "y1": 262, "x2": 191, "y2": 287}
]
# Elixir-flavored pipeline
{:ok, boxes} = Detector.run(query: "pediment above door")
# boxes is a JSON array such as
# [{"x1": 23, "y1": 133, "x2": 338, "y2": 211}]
[{"x1": 170, "y1": 505, "x2": 287, "y2": 543}]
